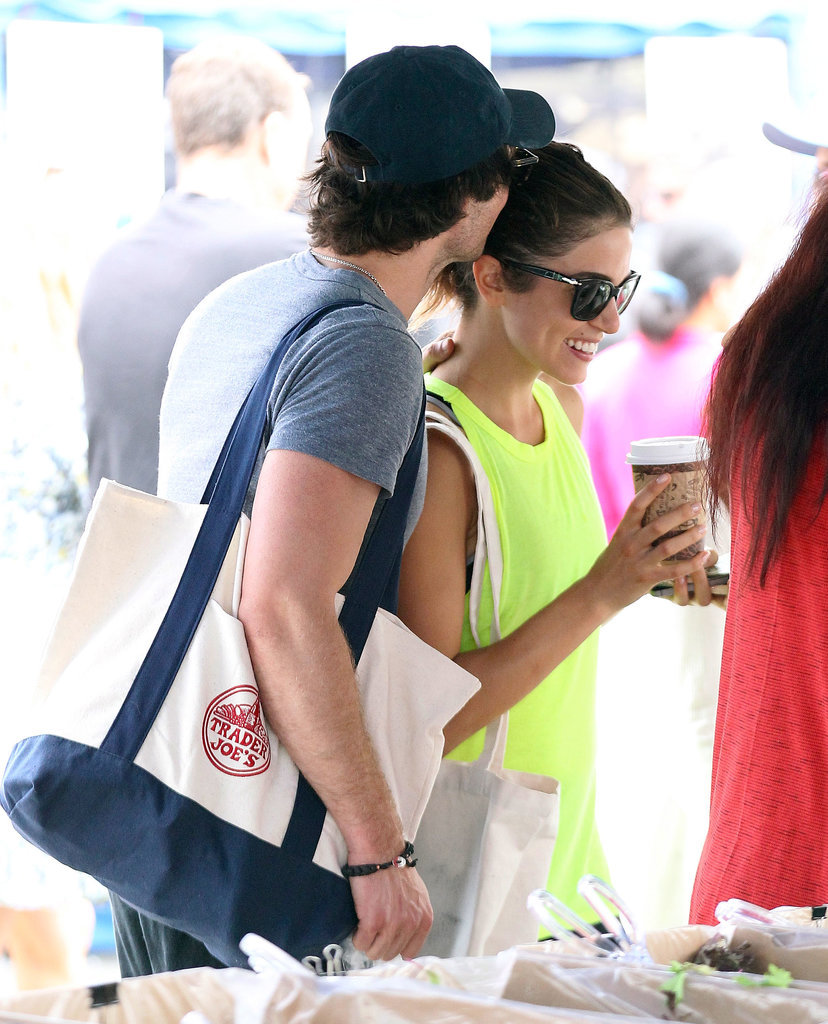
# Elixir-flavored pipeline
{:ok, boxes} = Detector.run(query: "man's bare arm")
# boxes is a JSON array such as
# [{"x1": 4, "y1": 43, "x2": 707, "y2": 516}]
[{"x1": 238, "y1": 448, "x2": 431, "y2": 960}]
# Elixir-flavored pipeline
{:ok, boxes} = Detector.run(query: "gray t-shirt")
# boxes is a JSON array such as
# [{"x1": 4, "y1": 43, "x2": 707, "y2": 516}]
[{"x1": 158, "y1": 250, "x2": 426, "y2": 533}]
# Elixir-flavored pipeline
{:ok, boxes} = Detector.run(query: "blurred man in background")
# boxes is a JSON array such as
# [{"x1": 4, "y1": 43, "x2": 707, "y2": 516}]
[{"x1": 78, "y1": 36, "x2": 312, "y2": 498}]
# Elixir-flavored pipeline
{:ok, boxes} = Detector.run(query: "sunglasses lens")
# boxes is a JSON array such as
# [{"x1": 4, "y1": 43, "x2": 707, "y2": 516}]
[
  {"x1": 572, "y1": 279, "x2": 611, "y2": 321},
  {"x1": 616, "y1": 276, "x2": 639, "y2": 314},
  {"x1": 571, "y1": 275, "x2": 639, "y2": 320}
]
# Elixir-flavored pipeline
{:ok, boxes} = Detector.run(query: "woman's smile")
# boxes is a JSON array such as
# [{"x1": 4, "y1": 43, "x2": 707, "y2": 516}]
[{"x1": 564, "y1": 337, "x2": 600, "y2": 357}]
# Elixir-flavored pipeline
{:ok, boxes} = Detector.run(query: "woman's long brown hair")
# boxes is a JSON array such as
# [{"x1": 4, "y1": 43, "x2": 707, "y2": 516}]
[{"x1": 703, "y1": 183, "x2": 828, "y2": 584}]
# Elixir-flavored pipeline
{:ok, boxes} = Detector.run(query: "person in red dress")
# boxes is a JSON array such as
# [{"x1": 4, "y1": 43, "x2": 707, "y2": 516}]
[{"x1": 690, "y1": 180, "x2": 828, "y2": 923}]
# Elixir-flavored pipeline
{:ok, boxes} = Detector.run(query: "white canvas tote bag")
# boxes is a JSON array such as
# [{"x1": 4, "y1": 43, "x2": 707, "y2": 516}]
[{"x1": 1, "y1": 303, "x2": 479, "y2": 967}]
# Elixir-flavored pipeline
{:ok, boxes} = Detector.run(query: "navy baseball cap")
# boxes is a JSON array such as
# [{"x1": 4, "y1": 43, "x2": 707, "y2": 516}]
[{"x1": 325, "y1": 44, "x2": 556, "y2": 184}]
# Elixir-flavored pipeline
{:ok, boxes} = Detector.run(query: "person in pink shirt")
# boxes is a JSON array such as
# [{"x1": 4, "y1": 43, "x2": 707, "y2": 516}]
[{"x1": 580, "y1": 219, "x2": 744, "y2": 537}]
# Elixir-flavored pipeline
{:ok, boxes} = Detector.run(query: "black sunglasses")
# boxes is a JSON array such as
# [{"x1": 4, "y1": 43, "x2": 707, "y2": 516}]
[
  {"x1": 509, "y1": 148, "x2": 540, "y2": 183},
  {"x1": 498, "y1": 257, "x2": 641, "y2": 321}
]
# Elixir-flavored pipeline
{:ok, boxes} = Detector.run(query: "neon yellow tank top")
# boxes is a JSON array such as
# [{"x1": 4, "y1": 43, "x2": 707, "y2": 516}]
[{"x1": 426, "y1": 374, "x2": 610, "y2": 919}]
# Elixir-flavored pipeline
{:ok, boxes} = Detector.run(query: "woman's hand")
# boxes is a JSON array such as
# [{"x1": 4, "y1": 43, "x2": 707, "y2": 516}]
[{"x1": 587, "y1": 474, "x2": 713, "y2": 614}]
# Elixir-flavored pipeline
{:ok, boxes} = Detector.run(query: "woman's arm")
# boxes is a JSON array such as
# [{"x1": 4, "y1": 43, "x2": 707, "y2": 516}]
[
  {"x1": 398, "y1": 436, "x2": 712, "y2": 753},
  {"x1": 398, "y1": 428, "x2": 475, "y2": 661}
]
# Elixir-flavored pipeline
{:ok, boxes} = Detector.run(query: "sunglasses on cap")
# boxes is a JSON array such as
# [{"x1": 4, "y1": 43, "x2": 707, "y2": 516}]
[
  {"x1": 498, "y1": 257, "x2": 641, "y2": 321},
  {"x1": 509, "y1": 147, "x2": 540, "y2": 182}
]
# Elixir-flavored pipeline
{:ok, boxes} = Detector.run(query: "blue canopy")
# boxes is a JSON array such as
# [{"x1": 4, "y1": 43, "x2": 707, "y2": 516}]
[{"x1": 0, "y1": 2, "x2": 799, "y2": 57}]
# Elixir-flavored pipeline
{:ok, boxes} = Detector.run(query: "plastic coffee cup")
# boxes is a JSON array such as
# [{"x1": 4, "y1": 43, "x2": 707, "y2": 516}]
[{"x1": 626, "y1": 436, "x2": 709, "y2": 561}]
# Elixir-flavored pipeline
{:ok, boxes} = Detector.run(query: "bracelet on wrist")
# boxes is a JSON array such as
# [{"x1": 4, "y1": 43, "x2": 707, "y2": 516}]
[{"x1": 342, "y1": 841, "x2": 417, "y2": 878}]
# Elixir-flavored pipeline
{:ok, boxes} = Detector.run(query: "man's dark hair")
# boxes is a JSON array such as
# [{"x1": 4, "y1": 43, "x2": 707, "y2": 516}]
[{"x1": 305, "y1": 133, "x2": 513, "y2": 255}]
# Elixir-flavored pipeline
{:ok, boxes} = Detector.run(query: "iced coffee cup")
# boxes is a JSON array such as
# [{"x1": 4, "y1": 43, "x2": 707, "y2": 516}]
[{"x1": 626, "y1": 436, "x2": 709, "y2": 562}]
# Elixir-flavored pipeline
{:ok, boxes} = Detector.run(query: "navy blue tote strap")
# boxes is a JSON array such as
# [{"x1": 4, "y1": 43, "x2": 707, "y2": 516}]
[{"x1": 101, "y1": 300, "x2": 423, "y2": 760}]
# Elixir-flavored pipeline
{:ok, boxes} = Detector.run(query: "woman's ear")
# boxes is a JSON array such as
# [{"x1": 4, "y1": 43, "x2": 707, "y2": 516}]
[{"x1": 472, "y1": 255, "x2": 507, "y2": 306}]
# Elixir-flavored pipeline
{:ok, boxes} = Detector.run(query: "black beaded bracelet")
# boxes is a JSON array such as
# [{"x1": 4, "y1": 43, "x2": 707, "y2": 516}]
[{"x1": 342, "y1": 841, "x2": 417, "y2": 878}]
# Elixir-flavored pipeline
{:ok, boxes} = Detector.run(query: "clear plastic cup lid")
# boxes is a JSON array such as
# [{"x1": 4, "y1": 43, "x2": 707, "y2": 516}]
[{"x1": 626, "y1": 435, "x2": 709, "y2": 466}]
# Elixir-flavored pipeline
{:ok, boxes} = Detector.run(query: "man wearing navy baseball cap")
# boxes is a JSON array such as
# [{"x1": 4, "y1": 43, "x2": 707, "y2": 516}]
[
  {"x1": 325, "y1": 44, "x2": 556, "y2": 183},
  {"x1": 110, "y1": 45, "x2": 555, "y2": 976}
]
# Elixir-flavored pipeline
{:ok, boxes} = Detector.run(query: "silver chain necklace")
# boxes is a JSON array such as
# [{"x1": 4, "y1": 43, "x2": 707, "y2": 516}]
[{"x1": 309, "y1": 249, "x2": 387, "y2": 296}]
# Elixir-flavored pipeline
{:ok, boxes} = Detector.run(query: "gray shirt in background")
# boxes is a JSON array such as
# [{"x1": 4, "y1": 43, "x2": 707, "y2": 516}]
[{"x1": 78, "y1": 191, "x2": 309, "y2": 500}]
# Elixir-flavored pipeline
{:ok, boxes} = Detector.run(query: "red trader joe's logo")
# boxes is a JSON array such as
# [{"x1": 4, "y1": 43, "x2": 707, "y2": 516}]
[{"x1": 202, "y1": 685, "x2": 271, "y2": 776}]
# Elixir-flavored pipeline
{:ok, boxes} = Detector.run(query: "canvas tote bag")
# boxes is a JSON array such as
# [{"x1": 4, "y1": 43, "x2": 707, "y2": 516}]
[
  {"x1": 415, "y1": 408, "x2": 560, "y2": 958},
  {"x1": 0, "y1": 302, "x2": 479, "y2": 968}
]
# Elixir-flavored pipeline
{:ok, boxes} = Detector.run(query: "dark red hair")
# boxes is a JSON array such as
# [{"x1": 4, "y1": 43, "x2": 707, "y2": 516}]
[{"x1": 703, "y1": 183, "x2": 828, "y2": 584}]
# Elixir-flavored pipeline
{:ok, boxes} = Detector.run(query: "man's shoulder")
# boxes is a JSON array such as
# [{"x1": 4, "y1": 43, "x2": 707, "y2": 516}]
[
  {"x1": 279, "y1": 289, "x2": 422, "y2": 387},
  {"x1": 196, "y1": 255, "x2": 409, "y2": 336}
]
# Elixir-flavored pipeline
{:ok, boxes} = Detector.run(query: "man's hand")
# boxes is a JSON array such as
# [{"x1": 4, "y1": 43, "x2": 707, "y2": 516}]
[
  {"x1": 350, "y1": 866, "x2": 433, "y2": 961},
  {"x1": 421, "y1": 334, "x2": 455, "y2": 373}
]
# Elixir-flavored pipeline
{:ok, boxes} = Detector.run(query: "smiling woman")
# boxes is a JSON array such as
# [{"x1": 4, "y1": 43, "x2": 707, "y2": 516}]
[{"x1": 398, "y1": 142, "x2": 718, "y2": 939}]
